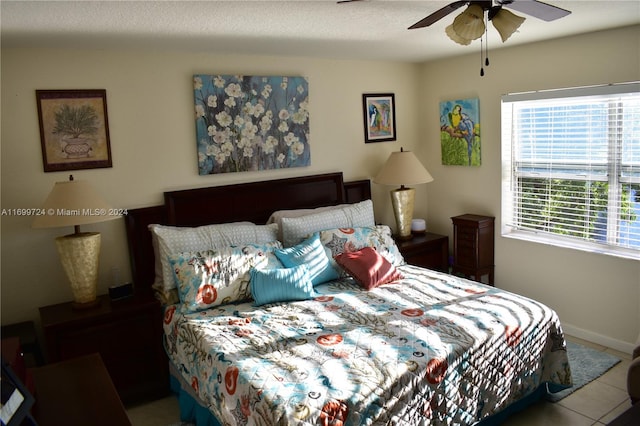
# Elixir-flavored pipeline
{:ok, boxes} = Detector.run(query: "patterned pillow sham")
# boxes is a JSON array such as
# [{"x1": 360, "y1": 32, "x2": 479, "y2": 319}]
[
  {"x1": 169, "y1": 242, "x2": 282, "y2": 313},
  {"x1": 250, "y1": 265, "x2": 317, "y2": 306},
  {"x1": 317, "y1": 225, "x2": 405, "y2": 269},
  {"x1": 280, "y1": 199, "x2": 375, "y2": 247},
  {"x1": 149, "y1": 222, "x2": 279, "y2": 297}
]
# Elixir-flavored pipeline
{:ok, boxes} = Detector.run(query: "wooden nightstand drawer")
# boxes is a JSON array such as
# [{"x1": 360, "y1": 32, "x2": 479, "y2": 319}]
[
  {"x1": 457, "y1": 228, "x2": 476, "y2": 240},
  {"x1": 456, "y1": 236, "x2": 476, "y2": 249},
  {"x1": 455, "y1": 247, "x2": 477, "y2": 267}
]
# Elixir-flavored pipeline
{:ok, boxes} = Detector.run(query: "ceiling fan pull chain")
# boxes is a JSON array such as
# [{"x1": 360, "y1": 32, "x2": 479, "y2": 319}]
[
  {"x1": 480, "y1": 12, "x2": 490, "y2": 77},
  {"x1": 485, "y1": 13, "x2": 490, "y2": 67},
  {"x1": 480, "y1": 36, "x2": 485, "y2": 77}
]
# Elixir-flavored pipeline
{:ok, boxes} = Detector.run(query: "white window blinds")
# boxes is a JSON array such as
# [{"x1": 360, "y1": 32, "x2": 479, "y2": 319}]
[{"x1": 501, "y1": 82, "x2": 640, "y2": 259}]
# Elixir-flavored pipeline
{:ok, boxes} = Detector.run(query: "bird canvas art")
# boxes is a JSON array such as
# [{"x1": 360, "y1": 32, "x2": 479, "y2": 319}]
[{"x1": 440, "y1": 98, "x2": 481, "y2": 166}]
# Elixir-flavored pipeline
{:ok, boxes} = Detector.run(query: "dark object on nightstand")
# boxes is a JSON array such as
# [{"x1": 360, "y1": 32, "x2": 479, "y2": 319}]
[
  {"x1": 451, "y1": 214, "x2": 495, "y2": 285},
  {"x1": 30, "y1": 353, "x2": 131, "y2": 426},
  {"x1": 394, "y1": 232, "x2": 449, "y2": 272},
  {"x1": 108, "y1": 282, "x2": 134, "y2": 301},
  {"x1": 39, "y1": 293, "x2": 169, "y2": 405}
]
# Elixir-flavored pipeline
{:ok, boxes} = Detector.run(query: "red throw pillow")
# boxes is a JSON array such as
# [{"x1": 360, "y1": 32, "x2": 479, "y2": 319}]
[{"x1": 334, "y1": 247, "x2": 403, "y2": 290}]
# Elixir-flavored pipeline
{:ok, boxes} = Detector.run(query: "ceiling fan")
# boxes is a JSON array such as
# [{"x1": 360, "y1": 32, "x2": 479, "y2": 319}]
[
  {"x1": 339, "y1": 1, "x2": 571, "y2": 42},
  {"x1": 408, "y1": 0, "x2": 571, "y2": 31},
  {"x1": 339, "y1": 0, "x2": 571, "y2": 75}
]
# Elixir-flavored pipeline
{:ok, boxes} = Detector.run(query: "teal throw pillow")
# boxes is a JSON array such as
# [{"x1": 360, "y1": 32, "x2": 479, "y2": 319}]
[
  {"x1": 274, "y1": 233, "x2": 340, "y2": 286},
  {"x1": 250, "y1": 265, "x2": 317, "y2": 306}
]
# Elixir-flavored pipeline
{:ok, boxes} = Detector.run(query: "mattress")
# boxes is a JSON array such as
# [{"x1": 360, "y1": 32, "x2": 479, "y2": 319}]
[{"x1": 163, "y1": 265, "x2": 571, "y2": 425}]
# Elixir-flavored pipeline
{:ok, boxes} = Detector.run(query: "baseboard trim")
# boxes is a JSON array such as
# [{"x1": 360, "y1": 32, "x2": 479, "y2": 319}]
[{"x1": 562, "y1": 322, "x2": 635, "y2": 354}]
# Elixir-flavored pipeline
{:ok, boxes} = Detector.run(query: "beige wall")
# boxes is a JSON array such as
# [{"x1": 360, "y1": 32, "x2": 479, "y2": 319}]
[
  {"x1": 419, "y1": 25, "x2": 640, "y2": 352},
  {"x1": 2, "y1": 25, "x2": 639, "y2": 352},
  {"x1": 1, "y1": 49, "x2": 421, "y2": 324}
]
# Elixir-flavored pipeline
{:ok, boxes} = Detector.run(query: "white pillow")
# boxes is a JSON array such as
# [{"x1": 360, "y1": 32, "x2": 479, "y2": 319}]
[
  {"x1": 280, "y1": 199, "x2": 375, "y2": 247},
  {"x1": 149, "y1": 222, "x2": 278, "y2": 294},
  {"x1": 267, "y1": 204, "x2": 348, "y2": 241}
]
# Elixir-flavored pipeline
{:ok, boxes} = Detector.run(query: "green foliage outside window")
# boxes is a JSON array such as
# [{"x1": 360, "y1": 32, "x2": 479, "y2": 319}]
[{"x1": 518, "y1": 178, "x2": 638, "y2": 242}]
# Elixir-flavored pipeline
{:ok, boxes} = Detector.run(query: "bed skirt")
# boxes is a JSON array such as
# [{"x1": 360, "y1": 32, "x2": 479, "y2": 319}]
[
  {"x1": 170, "y1": 362, "x2": 222, "y2": 426},
  {"x1": 476, "y1": 383, "x2": 567, "y2": 425}
]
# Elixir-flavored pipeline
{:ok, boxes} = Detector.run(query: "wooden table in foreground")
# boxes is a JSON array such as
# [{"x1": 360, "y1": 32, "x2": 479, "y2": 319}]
[{"x1": 30, "y1": 353, "x2": 131, "y2": 426}]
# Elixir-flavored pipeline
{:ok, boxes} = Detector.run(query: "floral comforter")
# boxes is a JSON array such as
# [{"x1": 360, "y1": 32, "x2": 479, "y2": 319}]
[{"x1": 163, "y1": 265, "x2": 572, "y2": 425}]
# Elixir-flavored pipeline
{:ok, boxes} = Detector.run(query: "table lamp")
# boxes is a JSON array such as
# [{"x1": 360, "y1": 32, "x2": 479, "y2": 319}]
[
  {"x1": 32, "y1": 175, "x2": 119, "y2": 309},
  {"x1": 374, "y1": 148, "x2": 433, "y2": 240}
]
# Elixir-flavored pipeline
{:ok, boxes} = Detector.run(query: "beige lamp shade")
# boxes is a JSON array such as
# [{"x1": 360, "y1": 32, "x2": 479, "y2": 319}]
[
  {"x1": 451, "y1": 4, "x2": 486, "y2": 42},
  {"x1": 374, "y1": 149, "x2": 433, "y2": 240},
  {"x1": 32, "y1": 177, "x2": 118, "y2": 229},
  {"x1": 491, "y1": 8, "x2": 526, "y2": 42},
  {"x1": 374, "y1": 149, "x2": 434, "y2": 187},
  {"x1": 32, "y1": 176, "x2": 119, "y2": 309}
]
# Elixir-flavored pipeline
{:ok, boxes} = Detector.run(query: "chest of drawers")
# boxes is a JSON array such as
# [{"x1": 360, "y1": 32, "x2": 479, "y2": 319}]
[{"x1": 451, "y1": 214, "x2": 495, "y2": 285}]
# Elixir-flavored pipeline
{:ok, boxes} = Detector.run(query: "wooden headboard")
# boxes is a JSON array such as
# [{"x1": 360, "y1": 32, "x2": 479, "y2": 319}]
[{"x1": 125, "y1": 172, "x2": 371, "y2": 294}]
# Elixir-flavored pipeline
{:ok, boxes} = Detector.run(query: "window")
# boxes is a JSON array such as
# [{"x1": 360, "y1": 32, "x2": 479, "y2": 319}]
[{"x1": 501, "y1": 82, "x2": 640, "y2": 260}]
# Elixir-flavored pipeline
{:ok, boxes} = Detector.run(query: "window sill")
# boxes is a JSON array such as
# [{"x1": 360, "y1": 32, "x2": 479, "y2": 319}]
[{"x1": 501, "y1": 229, "x2": 640, "y2": 261}]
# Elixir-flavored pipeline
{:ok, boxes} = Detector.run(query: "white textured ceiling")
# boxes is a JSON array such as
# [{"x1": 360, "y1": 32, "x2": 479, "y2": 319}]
[{"x1": 2, "y1": 1, "x2": 639, "y2": 62}]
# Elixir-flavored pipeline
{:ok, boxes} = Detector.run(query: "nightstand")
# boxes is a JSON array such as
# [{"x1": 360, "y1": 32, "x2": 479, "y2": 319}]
[
  {"x1": 451, "y1": 214, "x2": 495, "y2": 285},
  {"x1": 39, "y1": 293, "x2": 169, "y2": 405},
  {"x1": 394, "y1": 232, "x2": 449, "y2": 272}
]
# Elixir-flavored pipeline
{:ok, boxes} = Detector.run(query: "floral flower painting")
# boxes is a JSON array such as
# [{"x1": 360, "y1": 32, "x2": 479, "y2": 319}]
[{"x1": 194, "y1": 75, "x2": 310, "y2": 175}]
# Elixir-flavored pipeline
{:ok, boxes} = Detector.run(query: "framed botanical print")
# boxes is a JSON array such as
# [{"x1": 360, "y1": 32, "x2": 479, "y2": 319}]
[
  {"x1": 362, "y1": 93, "x2": 396, "y2": 143},
  {"x1": 36, "y1": 89, "x2": 113, "y2": 172}
]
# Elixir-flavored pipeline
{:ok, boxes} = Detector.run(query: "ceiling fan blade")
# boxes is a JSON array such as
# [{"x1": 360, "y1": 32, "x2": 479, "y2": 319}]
[
  {"x1": 503, "y1": 0, "x2": 571, "y2": 22},
  {"x1": 408, "y1": 1, "x2": 469, "y2": 29}
]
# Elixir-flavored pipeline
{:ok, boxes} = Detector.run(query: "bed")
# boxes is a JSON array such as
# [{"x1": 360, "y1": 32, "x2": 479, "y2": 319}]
[{"x1": 125, "y1": 172, "x2": 572, "y2": 426}]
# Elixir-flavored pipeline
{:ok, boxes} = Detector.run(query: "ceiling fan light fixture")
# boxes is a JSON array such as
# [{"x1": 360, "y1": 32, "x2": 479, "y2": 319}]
[
  {"x1": 451, "y1": 4, "x2": 486, "y2": 41},
  {"x1": 445, "y1": 24, "x2": 472, "y2": 45},
  {"x1": 491, "y1": 8, "x2": 526, "y2": 42}
]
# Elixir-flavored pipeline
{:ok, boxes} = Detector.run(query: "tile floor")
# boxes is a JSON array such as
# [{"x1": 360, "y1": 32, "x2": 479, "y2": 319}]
[{"x1": 125, "y1": 336, "x2": 634, "y2": 426}]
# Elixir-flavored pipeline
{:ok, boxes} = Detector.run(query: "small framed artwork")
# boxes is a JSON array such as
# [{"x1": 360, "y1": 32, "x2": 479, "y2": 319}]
[
  {"x1": 362, "y1": 93, "x2": 396, "y2": 143},
  {"x1": 36, "y1": 89, "x2": 112, "y2": 172}
]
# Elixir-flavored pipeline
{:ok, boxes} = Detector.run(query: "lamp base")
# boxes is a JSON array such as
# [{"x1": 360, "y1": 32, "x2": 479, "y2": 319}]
[
  {"x1": 72, "y1": 298, "x2": 102, "y2": 311},
  {"x1": 55, "y1": 232, "x2": 101, "y2": 308},
  {"x1": 395, "y1": 233, "x2": 414, "y2": 241},
  {"x1": 390, "y1": 187, "x2": 415, "y2": 240}
]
